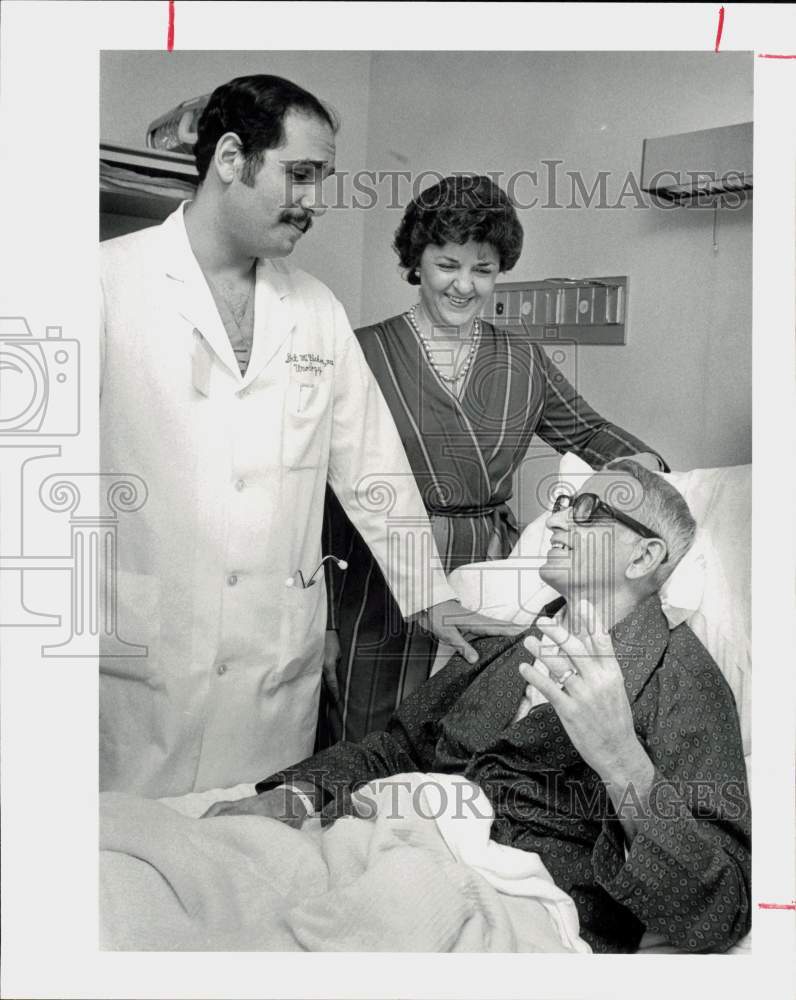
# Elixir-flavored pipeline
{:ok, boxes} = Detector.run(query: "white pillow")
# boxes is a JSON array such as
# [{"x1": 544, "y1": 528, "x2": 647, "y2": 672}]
[
  {"x1": 661, "y1": 464, "x2": 751, "y2": 753},
  {"x1": 447, "y1": 455, "x2": 751, "y2": 753}
]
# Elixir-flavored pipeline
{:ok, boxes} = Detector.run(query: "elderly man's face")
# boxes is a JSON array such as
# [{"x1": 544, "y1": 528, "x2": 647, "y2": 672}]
[{"x1": 539, "y1": 472, "x2": 646, "y2": 603}]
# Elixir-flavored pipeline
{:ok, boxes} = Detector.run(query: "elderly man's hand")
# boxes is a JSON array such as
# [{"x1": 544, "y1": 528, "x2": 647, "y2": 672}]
[
  {"x1": 201, "y1": 786, "x2": 309, "y2": 827},
  {"x1": 410, "y1": 599, "x2": 526, "y2": 665},
  {"x1": 519, "y1": 600, "x2": 651, "y2": 784}
]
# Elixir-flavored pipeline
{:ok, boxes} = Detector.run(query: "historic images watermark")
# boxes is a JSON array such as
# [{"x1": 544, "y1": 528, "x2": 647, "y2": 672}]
[
  {"x1": 273, "y1": 772, "x2": 750, "y2": 824},
  {"x1": 282, "y1": 163, "x2": 751, "y2": 213},
  {"x1": 0, "y1": 315, "x2": 146, "y2": 656}
]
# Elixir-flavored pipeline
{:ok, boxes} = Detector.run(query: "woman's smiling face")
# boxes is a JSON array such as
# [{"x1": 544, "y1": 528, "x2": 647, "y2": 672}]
[{"x1": 417, "y1": 240, "x2": 500, "y2": 332}]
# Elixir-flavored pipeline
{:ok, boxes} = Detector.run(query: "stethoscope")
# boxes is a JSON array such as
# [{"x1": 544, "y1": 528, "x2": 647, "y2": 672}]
[{"x1": 285, "y1": 555, "x2": 348, "y2": 589}]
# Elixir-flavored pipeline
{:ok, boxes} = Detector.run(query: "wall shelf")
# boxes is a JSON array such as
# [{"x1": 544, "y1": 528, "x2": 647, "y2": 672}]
[
  {"x1": 100, "y1": 142, "x2": 198, "y2": 237},
  {"x1": 100, "y1": 142, "x2": 198, "y2": 178},
  {"x1": 100, "y1": 188, "x2": 186, "y2": 221}
]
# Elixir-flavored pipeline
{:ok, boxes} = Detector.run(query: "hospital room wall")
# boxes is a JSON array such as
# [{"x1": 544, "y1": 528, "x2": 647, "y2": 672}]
[
  {"x1": 359, "y1": 52, "x2": 753, "y2": 524},
  {"x1": 99, "y1": 51, "x2": 371, "y2": 325}
]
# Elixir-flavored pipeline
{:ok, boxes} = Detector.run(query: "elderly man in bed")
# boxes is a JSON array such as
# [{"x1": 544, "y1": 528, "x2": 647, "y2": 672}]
[{"x1": 206, "y1": 459, "x2": 751, "y2": 954}]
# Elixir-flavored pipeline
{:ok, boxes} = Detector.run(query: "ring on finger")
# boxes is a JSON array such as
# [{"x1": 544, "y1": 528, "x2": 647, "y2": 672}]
[{"x1": 557, "y1": 667, "x2": 577, "y2": 689}]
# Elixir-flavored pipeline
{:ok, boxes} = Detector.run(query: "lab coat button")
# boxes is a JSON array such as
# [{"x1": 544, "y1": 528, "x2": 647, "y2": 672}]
[
  {"x1": 235, "y1": 479, "x2": 246, "y2": 491},
  {"x1": 216, "y1": 663, "x2": 228, "y2": 676},
  {"x1": 227, "y1": 574, "x2": 238, "y2": 586}
]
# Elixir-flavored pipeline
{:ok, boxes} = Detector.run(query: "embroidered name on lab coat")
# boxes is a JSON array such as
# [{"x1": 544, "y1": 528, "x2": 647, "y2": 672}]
[{"x1": 285, "y1": 351, "x2": 334, "y2": 379}]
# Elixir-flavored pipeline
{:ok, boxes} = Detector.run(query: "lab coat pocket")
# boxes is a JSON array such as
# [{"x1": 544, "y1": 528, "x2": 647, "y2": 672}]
[
  {"x1": 294, "y1": 382, "x2": 320, "y2": 414},
  {"x1": 100, "y1": 570, "x2": 162, "y2": 684},
  {"x1": 284, "y1": 379, "x2": 332, "y2": 470},
  {"x1": 274, "y1": 581, "x2": 325, "y2": 686}
]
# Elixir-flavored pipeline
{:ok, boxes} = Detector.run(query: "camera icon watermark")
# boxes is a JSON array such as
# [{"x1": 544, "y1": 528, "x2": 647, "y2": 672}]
[
  {"x1": 0, "y1": 317, "x2": 80, "y2": 436},
  {"x1": 0, "y1": 315, "x2": 146, "y2": 656}
]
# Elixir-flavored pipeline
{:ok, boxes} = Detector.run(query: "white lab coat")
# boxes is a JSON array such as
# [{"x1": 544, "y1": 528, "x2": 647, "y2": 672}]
[{"x1": 99, "y1": 205, "x2": 455, "y2": 797}]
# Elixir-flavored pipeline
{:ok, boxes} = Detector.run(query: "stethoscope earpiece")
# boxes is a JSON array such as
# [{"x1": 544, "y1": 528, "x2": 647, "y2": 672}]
[{"x1": 285, "y1": 556, "x2": 347, "y2": 589}]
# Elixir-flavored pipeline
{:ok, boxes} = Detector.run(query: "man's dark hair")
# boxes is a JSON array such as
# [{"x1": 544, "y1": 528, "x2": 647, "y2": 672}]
[
  {"x1": 193, "y1": 74, "x2": 339, "y2": 184},
  {"x1": 393, "y1": 175, "x2": 524, "y2": 284}
]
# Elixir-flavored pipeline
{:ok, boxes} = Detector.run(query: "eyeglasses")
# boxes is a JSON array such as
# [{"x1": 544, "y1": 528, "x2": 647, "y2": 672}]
[{"x1": 551, "y1": 492, "x2": 668, "y2": 563}]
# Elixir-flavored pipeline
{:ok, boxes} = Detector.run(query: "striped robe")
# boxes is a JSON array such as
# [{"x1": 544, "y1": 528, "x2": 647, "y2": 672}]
[{"x1": 319, "y1": 314, "x2": 664, "y2": 746}]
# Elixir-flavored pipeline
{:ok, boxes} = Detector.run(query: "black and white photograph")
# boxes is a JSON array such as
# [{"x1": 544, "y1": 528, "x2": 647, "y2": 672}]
[{"x1": 1, "y1": 4, "x2": 795, "y2": 999}]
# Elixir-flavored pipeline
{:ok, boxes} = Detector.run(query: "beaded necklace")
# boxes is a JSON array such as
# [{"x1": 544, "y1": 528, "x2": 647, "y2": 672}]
[{"x1": 405, "y1": 304, "x2": 481, "y2": 384}]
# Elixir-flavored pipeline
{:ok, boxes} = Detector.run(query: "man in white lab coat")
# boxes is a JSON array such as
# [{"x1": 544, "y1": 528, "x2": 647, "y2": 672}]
[{"x1": 100, "y1": 74, "x2": 511, "y2": 797}]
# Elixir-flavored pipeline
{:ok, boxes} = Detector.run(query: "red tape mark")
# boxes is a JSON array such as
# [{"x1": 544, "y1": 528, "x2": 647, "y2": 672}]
[
  {"x1": 714, "y1": 6, "x2": 796, "y2": 59},
  {"x1": 757, "y1": 901, "x2": 796, "y2": 910},
  {"x1": 167, "y1": 0, "x2": 175, "y2": 51}
]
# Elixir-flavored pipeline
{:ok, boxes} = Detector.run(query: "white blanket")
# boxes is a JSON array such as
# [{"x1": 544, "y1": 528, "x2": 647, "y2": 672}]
[{"x1": 100, "y1": 773, "x2": 590, "y2": 953}]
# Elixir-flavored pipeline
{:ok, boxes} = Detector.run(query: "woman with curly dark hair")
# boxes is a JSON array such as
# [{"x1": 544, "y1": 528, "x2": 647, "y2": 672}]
[{"x1": 319, "y1": 175, "x2": 666, "y2": 746}]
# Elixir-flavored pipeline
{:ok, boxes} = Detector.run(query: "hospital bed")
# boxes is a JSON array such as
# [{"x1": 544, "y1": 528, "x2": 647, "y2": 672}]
[{"x1": 140, "y1": 455, "x2": 752, "y2": 954}]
